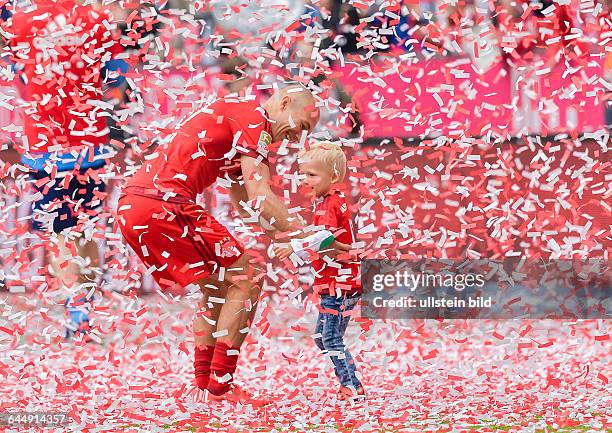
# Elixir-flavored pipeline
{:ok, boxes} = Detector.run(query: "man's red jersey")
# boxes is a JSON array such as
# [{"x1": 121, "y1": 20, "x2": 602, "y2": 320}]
[
  {"x1": 311, "y1": 190, "x2": 361, "y2": 296},
  {"x1": 117, "y1": 98, "x2": 272, "y2": 289},
  {"x1": 126, "y1": 98, "x2": 272, "y2": 199},
  {"x1": 4, "y1": 0, "x2": 118, "y2": 153}
]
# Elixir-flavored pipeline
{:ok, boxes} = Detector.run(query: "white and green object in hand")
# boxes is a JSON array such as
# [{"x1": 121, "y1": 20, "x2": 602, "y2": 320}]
[{"x1": 290, "y1": 230, "x2": 335, "y2": 260}]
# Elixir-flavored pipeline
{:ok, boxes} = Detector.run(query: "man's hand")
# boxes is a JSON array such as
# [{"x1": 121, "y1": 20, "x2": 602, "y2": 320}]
[
  {"x1": 272, "y1": 244, "x2": 294, "y2": 260},
  {"x1": 274, "y1": 237, "x2": 355, "y2": 266}
]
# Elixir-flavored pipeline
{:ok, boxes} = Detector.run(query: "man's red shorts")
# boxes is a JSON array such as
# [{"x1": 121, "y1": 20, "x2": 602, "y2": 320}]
[{"x1": 116, "y1": 192, "x2": 244, "y2": 290}]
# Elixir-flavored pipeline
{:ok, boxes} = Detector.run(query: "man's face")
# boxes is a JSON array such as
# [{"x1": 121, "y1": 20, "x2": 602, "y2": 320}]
[{"x1": 270, "y1": 96, "x2": 320, "y2": 143}]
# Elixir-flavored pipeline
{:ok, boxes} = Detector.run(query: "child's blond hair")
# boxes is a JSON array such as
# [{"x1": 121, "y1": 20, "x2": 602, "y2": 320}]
[{"x1": 298, "y1": 141, "x2": 347, "y2": 182}]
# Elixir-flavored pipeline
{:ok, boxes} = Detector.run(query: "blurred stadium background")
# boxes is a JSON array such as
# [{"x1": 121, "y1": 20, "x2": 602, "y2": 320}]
[{"x1": 0, "y1": 0, "x2": 610, "y2": 295}]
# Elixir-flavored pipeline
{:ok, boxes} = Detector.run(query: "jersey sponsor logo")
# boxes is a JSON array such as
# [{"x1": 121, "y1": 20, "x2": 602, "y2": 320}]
[
  {"x1": 34, "y1": 33, "x2": 81, "y2": 48},
  {"x1": 33, "y1": 15, "x2": 82, "y2": 49},
  {"x1": 257, "y1": 130, "x2": 271, "y2": 158}
]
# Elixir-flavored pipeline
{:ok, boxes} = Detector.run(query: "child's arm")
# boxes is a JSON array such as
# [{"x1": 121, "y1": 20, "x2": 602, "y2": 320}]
[
  {"x1": 273, "y1": 229, "x2": 335, "y2": 260},
  {"x1": 273, "y1": 194, "x2": 355, "y2": 263}
]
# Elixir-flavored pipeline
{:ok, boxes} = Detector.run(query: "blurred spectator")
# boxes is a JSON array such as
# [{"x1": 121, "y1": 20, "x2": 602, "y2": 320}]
[
  {"x1": 319, "y1": 0, "x2": 361, "y2": 55},
  {"x1": 436, "y1": 1, "x2": 500, "y2": 71},
  {"x1": 115, "y1": 1, "x2": 163, "y2": 51},
  {"x1": 598, "y1": 0, "x2": 612, "y2": 125},
  {"x1": 497, "y1": 0, "x2": 589, "y2": 67},
  {"x1": 103, "y1": 1, "x2": 169, "y2": 147},
  {"x1": 0, "y1": 1, "x2": 10, "y2": 22},
  {"x1": 364, "y1": 0, "x2": 441, "y2": 55},
  {"x1": 284, "y1": 0, "x2": 365, "y2": 136},
  {"x1": 202, "y1": 0, "x2": 304, "y2": 95},
  {"x1": 1, "y1": 0, "x2": 123, "y2": 338}
]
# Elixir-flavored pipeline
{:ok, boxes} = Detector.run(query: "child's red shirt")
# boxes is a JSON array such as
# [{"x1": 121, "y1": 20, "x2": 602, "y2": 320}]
[{"x1": 311, "y1": 190, "x2": 361, "y2": 296}]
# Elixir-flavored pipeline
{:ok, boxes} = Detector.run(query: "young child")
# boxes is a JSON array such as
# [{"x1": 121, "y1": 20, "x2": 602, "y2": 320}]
[{"x1": 275, "y1": 141, "x2": 365, "y2": 401}]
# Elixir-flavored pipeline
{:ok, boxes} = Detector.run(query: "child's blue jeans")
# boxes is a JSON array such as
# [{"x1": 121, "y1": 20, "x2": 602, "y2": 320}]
[{"x1": 314, "y1": 294, "x2": 362, "y2": 389}]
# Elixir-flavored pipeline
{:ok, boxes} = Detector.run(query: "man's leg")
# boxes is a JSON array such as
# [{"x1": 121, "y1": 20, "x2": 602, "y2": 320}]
[
  {"x1": 51, "y1": 234, "x2": 101, "y2": 338},
  {"x1": 193, "y1": 276, "x2": 227, "y2": 390},
  {"x1": 50, "y1": 234, "x2": 100, "y2": 288},
  {"x1": 40, "y1": 167, "x2": 105, "y2": 339},
  {"x1": 207, "y1": 254, "x2": 262, "y2": 396}
]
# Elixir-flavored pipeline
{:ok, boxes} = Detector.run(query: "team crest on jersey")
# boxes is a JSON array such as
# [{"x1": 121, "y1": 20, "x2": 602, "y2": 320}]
[
  {"x1": 257, "y1": 131, "x2": 271, "y2": 158},
  {"x1": 218, "y1": 237, "x2": 241, "y2": 258}
]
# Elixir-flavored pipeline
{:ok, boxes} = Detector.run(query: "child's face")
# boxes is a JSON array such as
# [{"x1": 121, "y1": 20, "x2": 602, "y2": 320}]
[{"x1": 299, "y1": 158, "x2": 338, "y2": 198}]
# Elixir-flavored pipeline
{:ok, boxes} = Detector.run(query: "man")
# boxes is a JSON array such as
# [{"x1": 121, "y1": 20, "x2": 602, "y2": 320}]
[
  {"x1": 116, "y1": 84, "x2": 350, "y2": 405},
  {"x1": 2, "y1": 0, "x2": 121, "y2": 338}
]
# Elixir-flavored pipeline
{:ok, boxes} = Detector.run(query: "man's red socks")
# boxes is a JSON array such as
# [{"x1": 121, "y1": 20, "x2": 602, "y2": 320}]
[
  {"x1": 207, "y1": 341, "x2": 240, "y2": 396},
  {"x1": 194, "y1": 345, "x2": 215, "y2": 391}
]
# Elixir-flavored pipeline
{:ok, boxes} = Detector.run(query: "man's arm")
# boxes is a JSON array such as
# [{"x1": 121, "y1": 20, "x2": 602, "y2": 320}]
[
  {"x1": 228, "y1": 174, "x2": 252, "y2": 219},
  {"x1": 240, "y1": 154, "x2": 304, "y2": 236},
  {"x1": 240, "y1": 154, "x2": 352, "y2": 259}
]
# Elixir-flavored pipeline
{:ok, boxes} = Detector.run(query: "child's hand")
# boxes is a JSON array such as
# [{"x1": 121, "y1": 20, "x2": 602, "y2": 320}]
[
  {"x1": 320, "y1": 239, "x2": 354, "y2": 262},
  {"x1": 273, "y1": 244, "x2": 295, "y2": 260}
]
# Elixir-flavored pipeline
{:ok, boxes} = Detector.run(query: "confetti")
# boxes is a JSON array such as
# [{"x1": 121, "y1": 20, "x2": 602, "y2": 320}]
[{"x1": 0, "y1": 0, "x2": 609, "y2": 431}]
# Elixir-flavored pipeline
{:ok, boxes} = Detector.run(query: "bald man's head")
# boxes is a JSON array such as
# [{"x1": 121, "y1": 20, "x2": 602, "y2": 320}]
[
  {"x1": 278, "y1": 83, "x2": 315, "y2": 105},
  {"x1": 263, "y1": 84, "x2": 321, "y2": 143}
]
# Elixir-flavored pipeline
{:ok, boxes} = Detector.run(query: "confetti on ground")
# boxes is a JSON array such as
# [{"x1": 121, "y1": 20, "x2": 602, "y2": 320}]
[{"x1": 0, "y1": 292, "x2": 610, "y2": 432}]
